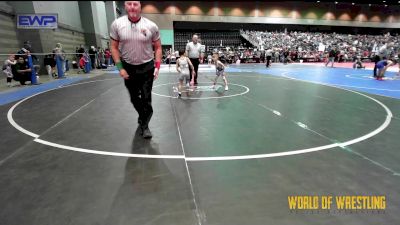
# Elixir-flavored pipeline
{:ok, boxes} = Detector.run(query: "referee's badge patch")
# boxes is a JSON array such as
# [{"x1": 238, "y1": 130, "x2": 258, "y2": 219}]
[{"x1": 141, "y1": 29, "x2": 147, "y2": 37}]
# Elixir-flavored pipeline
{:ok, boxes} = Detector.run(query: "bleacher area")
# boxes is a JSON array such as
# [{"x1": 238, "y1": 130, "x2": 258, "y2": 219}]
[
  {"x1": 241, "y1": 30, "x2": 400, "y2": 61},
  {"x1": 174, "y1": 31, "x2": 243, "y2": 52}
]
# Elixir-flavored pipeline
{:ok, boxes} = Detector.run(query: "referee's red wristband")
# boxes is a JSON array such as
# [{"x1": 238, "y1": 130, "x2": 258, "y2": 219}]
[{"x1": 155, "y1": 61, "x2": 161, "y2": 69}]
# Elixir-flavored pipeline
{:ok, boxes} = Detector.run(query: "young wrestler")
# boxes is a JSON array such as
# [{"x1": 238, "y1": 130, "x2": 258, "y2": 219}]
[
  {"x1": 212, "y1": 53, "x2": 228, "y2": 91},
  {"x1": 376, "y1": 59, "x2": 397, "y2": 80},
  {"x1": 176, "y1": 49, "x2": 195, "y2": 97}
]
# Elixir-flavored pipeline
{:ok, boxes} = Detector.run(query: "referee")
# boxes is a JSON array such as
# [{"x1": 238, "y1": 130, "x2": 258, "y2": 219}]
[
  {"x1": 186, "y1": 34, "x2": 204, "y2": 85},
  {"x1": 110, "y1": 1, "x2": 162, "y2": 139}
]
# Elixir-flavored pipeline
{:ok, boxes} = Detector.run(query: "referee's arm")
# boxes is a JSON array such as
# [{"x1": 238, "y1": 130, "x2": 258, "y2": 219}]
[
  {"x1": 153, "y1": 38, "x2": 162, "y2": 79},
  {"x1": 110, "y1": 39, "x2": 121, "y2": 66},
  {"x1": 110, "y1": 38, "x2": 129, "y2": 79},
  {"x1": 153, "y1": 38, "x2": 162, "y2": 64}
]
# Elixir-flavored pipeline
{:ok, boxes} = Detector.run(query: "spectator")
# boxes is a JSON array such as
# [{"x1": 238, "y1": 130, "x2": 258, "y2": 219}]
[
  {"x1": 78, "y1": 53, "x2": 89, "y2": 74},
  {"x1": 75, "y1": 46, "x2": 80, "y2": 61},
  {"x1": 325, "y1": 46, "x2": 337, "y2": 67},
  {"x1": 89, "y1": 46, "x2": 97, "y2": 69},
  {"x1": 104, "y1": 48, "x2": 112, "y2": 66},
  {"x1": 44, "y1": 54, "x2": 56, "y2": 77},
  {"x1": 3, "y1": 54, "x2": 16, "y2": 87},
  {"x1": 17, "y1": 41, "x2": 40, "y2": 75},
  {"x1": 240, "y1": 29, "x2": 399, "y2": 65},
  {"x1": 52, "y1": 43, "x2": 66, "y2": 77},
  {"x1": 265, "y1": 48, "x2": 272, "y2": 68},
  {"x1": 353, "y1": 56, "x2": 365, "y2": 69},
  {"x1": 11, "y1": 56, "x2": 32, "y2": 85},
  {"x1": 77, "y1": 44, "x2": 85, "y2": 59},
  {"x1": 97, "y1": 47, "x2": 104, "y2": 69}
]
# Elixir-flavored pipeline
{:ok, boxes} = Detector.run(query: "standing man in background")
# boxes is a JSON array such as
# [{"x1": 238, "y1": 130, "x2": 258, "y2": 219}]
[
  {"x1": 89, "y1": 46, "x2": 97, "y2": 69},
  {"x1": 186, "y1": 34, "x2": 204, "y2": 85},
  {"x1": 77, "y1": 44, "x2": 85, "y2": 59},
  {"x1": 325, "y1": 46, "x2": 337, "y2": 67},
  {"x1": 110, "y1": 1, "x2": 162, "y2": 139},
  {"x1": 265, "y1": 47, "x2": 273, "y2": 68},
  {"x1": 373, "y1": 42, "x2": 390, "y2": 77}
]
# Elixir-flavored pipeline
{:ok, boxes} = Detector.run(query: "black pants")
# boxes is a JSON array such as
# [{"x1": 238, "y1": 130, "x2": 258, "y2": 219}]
[
  {"x1": 122, "y1": 60, "x2": 155, "y2": 129},
  {"x1": 189, "y1": 58, "x2": 200, "y2": 84},
  {"x1": 373, "y1": 55, "x2": 381, "y2": 77},
  {"x1": 90, "y1": 57, "x2": 96, "y2": 69},
  {"x1": 14, "y1": 72, "x2": 31, "y2": 85},
  {"x1": 266, "y1": 56, "x2": 272, "y2": 67}
]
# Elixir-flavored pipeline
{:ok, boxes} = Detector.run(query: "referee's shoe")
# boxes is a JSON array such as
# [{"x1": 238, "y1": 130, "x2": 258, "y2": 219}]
[
  {"x1": 142, "y1": 127, "x2": 152, "y2": 139},
  {"x1": 138, "y1": 118, "x2": 152, "y2": 139}
]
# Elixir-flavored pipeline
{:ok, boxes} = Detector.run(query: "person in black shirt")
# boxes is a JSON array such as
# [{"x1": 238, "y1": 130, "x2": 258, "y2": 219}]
[
  {"x1": 283, "y1": 48, "x2": 290, "y2": 65},
  {"x1": 77, "y1": 45, "x2": 85, "y2": 58},
  {"x1": 17, "y1": 41, "x2": 40, "y2": 75},
  {"x1": 89, "y1": 46, "x2": 97, "y2": 69},
  {"x1": 325, "y1": 47, "x2": 336, "y2": 67},
  {"x1": 12, "y1": 56, "x2": 32, "y2": 85}
]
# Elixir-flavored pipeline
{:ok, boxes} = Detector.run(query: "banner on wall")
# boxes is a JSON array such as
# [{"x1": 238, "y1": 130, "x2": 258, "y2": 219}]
[{"x1": 17, "y1": 14, "x2": 58, "y2": 29}]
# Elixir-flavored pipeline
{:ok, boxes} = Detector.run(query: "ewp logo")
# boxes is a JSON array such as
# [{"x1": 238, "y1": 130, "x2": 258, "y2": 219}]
[{"x1": 17, "y1": 14, "x2": 58, "y2": 29}]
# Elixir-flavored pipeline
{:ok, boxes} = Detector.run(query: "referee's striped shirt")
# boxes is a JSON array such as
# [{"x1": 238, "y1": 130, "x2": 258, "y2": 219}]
[{"x1": 110, "y1": 15, "x2": 160, "y2": 65}]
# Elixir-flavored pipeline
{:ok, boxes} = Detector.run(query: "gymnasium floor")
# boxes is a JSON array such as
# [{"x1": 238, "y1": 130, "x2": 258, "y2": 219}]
[{"x1": 0, "y1": 62, "x2": 399, "y2": 225}]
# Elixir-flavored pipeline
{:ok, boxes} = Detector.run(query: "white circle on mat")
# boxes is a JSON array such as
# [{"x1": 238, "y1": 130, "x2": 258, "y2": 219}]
[
  {"x1": 152, "y1": 82, "x2": 250, "y2": 100},
  {"x1": 7, "y1": 76, "x2": 393, "y2": 161}
]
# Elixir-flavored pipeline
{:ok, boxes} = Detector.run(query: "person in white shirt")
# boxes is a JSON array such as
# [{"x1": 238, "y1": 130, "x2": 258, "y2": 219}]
[
  {"x1": 265, "y1": 48, "x2": 273, "y2": 68},
  {"x1": 3, "y1": 54, "x2": 16, "y2": 87},
  {"x1": 110, "y1": 1, "x2": 162, "y2": 139},
  {"x1": 186, "y1": 34, "x2": 204, "y2": 85}
]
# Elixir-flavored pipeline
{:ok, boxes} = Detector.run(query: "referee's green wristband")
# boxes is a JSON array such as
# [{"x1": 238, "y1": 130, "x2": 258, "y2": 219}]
[{"x1": 116, "y1": 62, "x2": 123, "y2": 70}]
